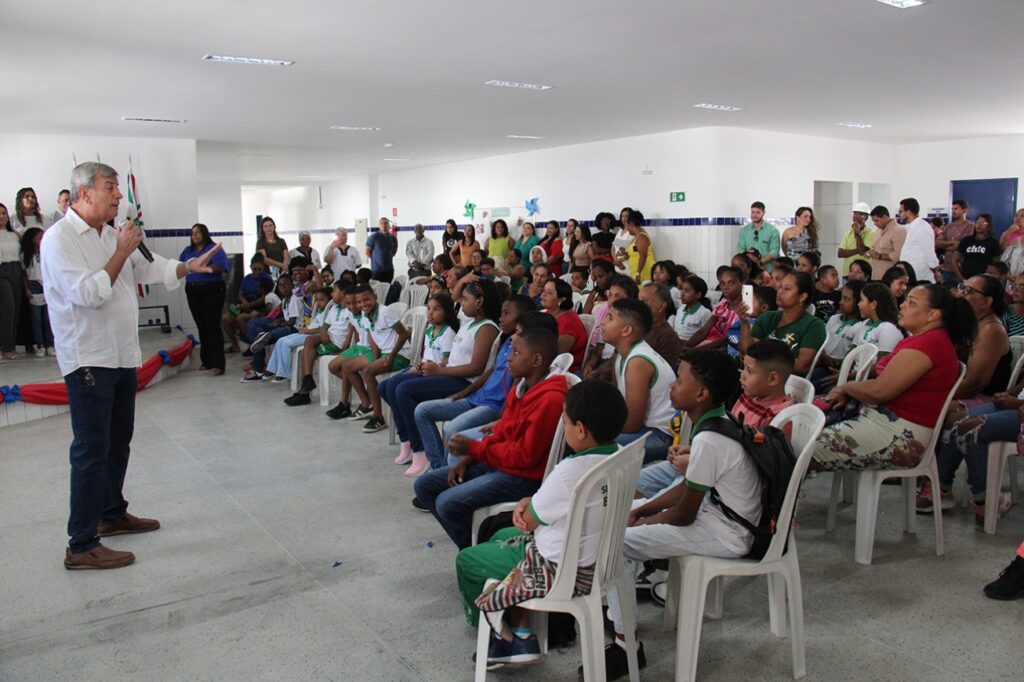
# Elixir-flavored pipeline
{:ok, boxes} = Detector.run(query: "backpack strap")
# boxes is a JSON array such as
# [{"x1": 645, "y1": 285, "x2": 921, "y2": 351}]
[{"x1": 694, "y1": 413, "x2": 761, "y2": 533}]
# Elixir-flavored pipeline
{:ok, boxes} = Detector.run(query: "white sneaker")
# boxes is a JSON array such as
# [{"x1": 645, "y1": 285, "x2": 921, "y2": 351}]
[
  {"x1": 35, "y1": 348, "x2": 46, "y2": 358},
  {"x1": 46, "y1": 347, "x2": 56, "y2": 356}
]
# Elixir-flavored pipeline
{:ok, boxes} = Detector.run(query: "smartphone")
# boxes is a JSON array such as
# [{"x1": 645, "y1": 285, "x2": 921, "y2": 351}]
[{"x1": 741, "y1": 284, "x2": 754, "y2": 313}]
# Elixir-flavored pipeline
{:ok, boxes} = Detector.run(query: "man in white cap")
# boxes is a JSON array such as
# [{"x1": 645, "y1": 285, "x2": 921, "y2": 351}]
[{"x1": 837, "y1": 202, "x2": 875, "y2": 279}]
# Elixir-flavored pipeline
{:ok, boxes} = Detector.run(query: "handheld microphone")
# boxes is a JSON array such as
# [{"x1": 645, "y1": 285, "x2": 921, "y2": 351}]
[{"x1": 118, "y1": 219, "x2": 153, "y2": 262}]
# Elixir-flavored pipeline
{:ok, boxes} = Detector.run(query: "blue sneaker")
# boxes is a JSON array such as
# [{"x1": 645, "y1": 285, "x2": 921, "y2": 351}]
[{"x1": 486, "y1": 633, "x2": 541, "y2": 668}]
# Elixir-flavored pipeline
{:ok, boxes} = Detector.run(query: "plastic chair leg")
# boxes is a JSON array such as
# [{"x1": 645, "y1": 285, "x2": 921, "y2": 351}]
[
  {"x1": 675, "y1": 568, "x2": 708, "y2": 682},
  {"x1": 984, "y1": 445, "x2": 1005, "y2": 535},
  {"x1": 854, "y1": 473, "x2": 880, "y2": 566},
  {"x1": 530, "y1": 611, "x2": 549, "y2": 655},
  {"x1": 826, "y1": 473, "x2": 842, "y2": 533},
  {"x1": 784, "y1": 557, "x2": 807, "y2": 679},
  {"x1": 318, "y1": 359, "x2": 334, "y2": 407},
  {"x1": 473, "y1": 612, "x2": 491, "y2": 682},
  {"x1": 578, "y1": 599, "x2": 607, "y2": 682},
  {"x1": 928, "y1": 463, "x2": 945, "y2": 556},
  {"x1": 663, "y1": 558, "x2": 681, "y2": 630},
  {"x1": 902, "y1": 477, "x2": 917, "y2": 534},
  {"x1": 706, "y1": 576, "x2": 723, "y2": 620},
  {"x1": 1009, "y1": 457, "x2": 1020, "y2": 500},
  {"x1": 768, "y1": 572, "x2": 787, "y2": 637},
  {"x1": 612, "y1": 573, "x2": 641, "y2": 682}
]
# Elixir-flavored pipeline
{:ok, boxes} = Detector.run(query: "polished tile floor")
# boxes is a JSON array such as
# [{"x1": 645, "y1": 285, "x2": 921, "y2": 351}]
[{"x1": 1, "y1": 359, "x2": 1021, "y2": 681}]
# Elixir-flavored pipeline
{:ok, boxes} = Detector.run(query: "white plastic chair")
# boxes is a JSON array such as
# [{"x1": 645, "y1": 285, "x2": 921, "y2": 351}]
[
  {"x1": 827, "y1": 344, "x2": 879, "y2": 509},
  {"x1": 804, "y1": 330, "x2": 829, "y2": 376},
  {"x1": 402, "y1": 283, "x2": 428, "y2": 309},
  {"x1": 1009, "y1": 335, "x2": 1024, "y2": 372},
  {"x1": 706, "y1": 290, "x2": 723, "y2": 305},
  {"x1": 289, "y1": 345, "x2": 305, "y2": 391},
  {"x1": 381, "y1": 305, "x2": 428, "y2": 444},
  {"x1": 473, "y1": 437, "x2": 647, "y2": 682},
  {"x1": 579, "y1": 313, "x2": 597, "y2": 369},
  {"x1": 785, "y1": 375, "x2": 814, "y2": 405},
  {"x1": 371, "y1": 280, "x2": 391, "y2": 302},
  {"x1": 661, "y1": 404, "x2": 825, "y2": 682},
  {"x1": 825, "y1": 363, "x2": 966, "y2": 564},
  {"x1": 551, "y1": 352, "x2": 574, "y2": 373},
  {"x1": 468, "y1": 371, "x2": 581, "y2": 546}
]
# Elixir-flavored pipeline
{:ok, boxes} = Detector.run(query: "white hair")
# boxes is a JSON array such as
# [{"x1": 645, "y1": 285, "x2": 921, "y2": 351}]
[{"x1": 69, "y1": 162, "x2": 118, "y2": 204}]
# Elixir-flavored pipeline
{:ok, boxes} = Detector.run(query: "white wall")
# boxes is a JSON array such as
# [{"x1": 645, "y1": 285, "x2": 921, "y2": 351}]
[
  {"x1": 894, "y1": 134, "x2": 1024, "y2": 220},
  {"x1": 0, "y1": 133, "x2": 200, "y2": 331},
  {"x1": 375, "y1": 126, "x2": 896, "y2": 281}
]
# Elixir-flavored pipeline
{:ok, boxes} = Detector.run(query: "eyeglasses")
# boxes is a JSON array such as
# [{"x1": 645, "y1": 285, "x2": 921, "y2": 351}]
[
  {"x1": 957, "y1": 282, "x2": 984, "y2": 297},
  {"x1": 1012, "y1": 283, "x2": 1024, "y2": 291}
]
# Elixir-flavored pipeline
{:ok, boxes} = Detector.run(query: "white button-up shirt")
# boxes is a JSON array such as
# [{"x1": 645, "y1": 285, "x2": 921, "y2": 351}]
[
  {"x1": 40, "y1": 208, "x2": 182, "y2": 375},
  {"x1": 405, "y1": 236, "x2": 435, "y2": 270},
  {"x1": 898, "y1": 217, "x2": 939, "y2": 282}
]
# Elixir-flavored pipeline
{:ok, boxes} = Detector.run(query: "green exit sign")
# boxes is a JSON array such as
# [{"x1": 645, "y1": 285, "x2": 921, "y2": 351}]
[{"x1": 670, "y1": 191, "x2": 686, "y2": 202}]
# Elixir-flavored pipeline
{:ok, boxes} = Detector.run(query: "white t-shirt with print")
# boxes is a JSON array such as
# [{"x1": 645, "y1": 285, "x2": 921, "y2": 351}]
[
  {"x1": 447, "y1": 319, "x2": 499, "y2": 377},
  {"x1": 856, "y1": 320, "x2": 903, "y2": 354},
  {"x1": 357, "y1": 303, "x2": 408, "y2": 356},
  {"x1": 823, "y1": 315, "x2": 865, "y2": 358},
  {"x1": 684, "y1": 424, "x2": 763, "y2": 555},
  {"x1": 323, "y1": 303, "x2": 353, "y2": 347},
  {"x1": 422, "y1": 324, "x2": 457, "y2": 364},
  {"x1": 531, "y1": 444, "x2": 618, "y2": 565},
  {"x1": 673, "y1": 303, "x2": 713, "y2": 342},
  {"x1": 264, "y1": 292, "x2": 282, "y2": 311}
]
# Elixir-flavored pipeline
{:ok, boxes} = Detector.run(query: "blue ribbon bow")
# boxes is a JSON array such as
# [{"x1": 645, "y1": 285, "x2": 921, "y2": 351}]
[
  {"x1": 158, "y1": 350, "x2": 172, "y2": 365},
  {"x1": 186, "y1": 334, "x2": 199, "y2": 347},
  {"x1": 525, "y1": 197, "x2": 539, "y2": 216},
  {"x1": 0, "y1": 384, "x2": 22, "y2": 404}
]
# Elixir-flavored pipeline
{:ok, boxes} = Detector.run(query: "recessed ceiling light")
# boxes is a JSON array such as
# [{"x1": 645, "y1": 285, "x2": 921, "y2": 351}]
[
  {"x1": 383, "y1": 142, "x2": 395, "y2": 149},
  {"x1": 484, "y1": 80, "x2": 554, "y2": 91},
  {"x1": 330, "y1": 125, "x2": 382, "y2": 131},
  {"x1": 506, "y1": 134, "x2": 548, "y2": 140},
  {"x1": 693, "y1": 103, "x2": 743, "y2": 112},
  {"x1": 295, "y1": 175, "x2": 321, "y2": 179},
  {"x1": 202, "y1": 54, "x2": 293, "y2": 66},
  {"x1": 874, "y1": 0, "x2": 925, "y2": 9},
  {"x1": 122, "y1": 116, "x2": 187, "y2": 123},
  {"x1": 382, "y1": 157, "x2": 412, "y2": 162},
  {"x1": 838, "y1": 122, "x2": 874, "y2": 129}
]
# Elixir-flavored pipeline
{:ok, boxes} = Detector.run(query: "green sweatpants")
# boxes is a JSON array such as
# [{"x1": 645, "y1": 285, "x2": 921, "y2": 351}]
[{"x1": 455, "y1": 527, "x2": 527, "y2": 626}]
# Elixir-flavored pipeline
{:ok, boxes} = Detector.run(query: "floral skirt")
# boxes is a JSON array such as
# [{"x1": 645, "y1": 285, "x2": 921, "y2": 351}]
[{"x1": 813, "y1": 405, "x2": 934, "y2": 471}]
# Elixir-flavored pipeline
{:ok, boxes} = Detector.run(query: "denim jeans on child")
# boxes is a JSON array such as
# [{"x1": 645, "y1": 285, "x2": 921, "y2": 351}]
[
  {"x1": 379, "y1": 373, "x2": 469, "y2": 451},
  {"x1": 617, "y1": 427, "x2": 672, "y2": 465},
  {"x1": 413, "y1": 461, "x2": 541, "y2": 549},
  {"x1": 939, "y1": 402, "x2": 1021, "y2": 498},
  {"x1": 413, "y1": 397, "x2": 501, "y2": 469},
  {"x1": 64, "y1": 367, "x2": 138, "y2": 552}
]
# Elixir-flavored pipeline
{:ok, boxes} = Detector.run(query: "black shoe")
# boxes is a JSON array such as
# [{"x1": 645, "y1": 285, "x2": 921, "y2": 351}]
[
  {"x1": 241, "y1": 348, "x2": 253, "y2": 357},
  {"x1": 249, "y1": 331, "x2": 272, "y2": 353},
  {"x1": 299, "y1": 375, "x2": 316, "y2": 393},
  {"x1": 411, "y1": 497, "x2": 431, "y2": 513},
  {"x1": 547, "y1": 612, "x2": 578, "y2": 649},
  {"x1": 579, "y1": 641, "x2": 646, "y2": 680},
  {"x1": 348, "y1": 405, "x2": 373, "y2": 421},
  {"x1": 284, "y1": 392, "x2": 311, "y2": 406},
  {"x1": 362, "y1": 417, "x2": 387, "y2": 433},
  {"x1": 984, "y1": 556, "x2": 1024, "y2": 600},
  {"x1": 325, "y1": 403, "x2": 352, "y2": 420}
]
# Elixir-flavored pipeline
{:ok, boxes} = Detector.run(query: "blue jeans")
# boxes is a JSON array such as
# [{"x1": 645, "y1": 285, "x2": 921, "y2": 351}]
[
  {"x1": 447, "y1": 427, "x2": 486, "y2": 467},
  {"x1": 938, "y1": 403, "x2": 1020, "y2": 497},
  {"x1": 617, "y1": 427, "x2": 673, "y2": 464},
  {"x1": 414, "y1": 397, "x2": 501, "y2": 469},
  {"x1": 413, "y1": 462, "x2": 541, "y2": 549},
  {"x1": 636, "y1": 460, "x2": 682, "y2": 499},
  {"x1": 246, "y1": 318, "x2": 296, "y2": 372},
  {"x1": 379, "y1": 373, "x2": 469, "y2": 451},
  {"x1": 265, "y1": 333, "x2": 308, "y2": 378},
  {"x1": 64, "y1": 367, "x2": 138, "y2": 552}
]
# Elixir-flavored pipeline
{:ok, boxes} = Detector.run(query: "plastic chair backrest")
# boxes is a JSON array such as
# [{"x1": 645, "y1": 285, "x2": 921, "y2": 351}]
[
  {"x1": 764, "y1": 404, "x2": 826, "y2": 562},
  {"x1": 836, "y1": 343, "x2": 878, "y2": 387},
  {"x1": 806, "y1": 330, "x2": 829, "y2": 375},
  {"x1": 707, "y1": 291, "x2": 723, "y2": 305},
  {"x1": 544, "y1": 436, "x2": 646, "y2": 602},
  {"x1": 1008, "y1": 336, "x2": 1024, "y2": 389},
  {"x1": 920, "y1": 363, "x2": 967, "y2": 458},
  {"x1": 495, "y1": 275, "x2": 511, "y2": 285},
  {"x1": 578, "y1": 314, "x2": 597, "y2": 344},
  {"x1": 371, "y1": 281, "x2": 391, "y2": 302},
  {"x1": 484, "y1": 334, "x2": 503, "y2": 373},
  {"x1": 785, "y1": 375, "x2": 815, "y2": 405},
  {"x1": 551, "y1": 352, "x2": 574, "y2": 372},
  {"x1": 387, "y1": 301, "x2": 408, "y2": 318},
  {"x1": 402, "y1": 283, "x2": 428, "y2": 309},
  {"x1": 403, "y1": 306, "x2": 428, "y2": 364},
  {"x1": 541, "y1": 415, "x2": 569, "y2": 480}
]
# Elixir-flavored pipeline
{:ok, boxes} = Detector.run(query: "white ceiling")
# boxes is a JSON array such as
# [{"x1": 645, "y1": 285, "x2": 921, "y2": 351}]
[{"x1": 5, "y1": 0, "x2": 1024, "y2": 182}]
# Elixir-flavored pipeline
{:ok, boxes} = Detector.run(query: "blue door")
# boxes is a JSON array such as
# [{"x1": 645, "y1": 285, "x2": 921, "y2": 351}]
[{"x1": 949, "y1": 178, "x2": 1018, "y2": 236}]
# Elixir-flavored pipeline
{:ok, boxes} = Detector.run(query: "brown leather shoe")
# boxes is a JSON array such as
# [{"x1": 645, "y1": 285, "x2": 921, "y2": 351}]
[
  {"x1": 98, "y1": 512, "x2": 161, "y2": 537},
  {"x1": 64, "y1": 544, "x2": 135, "y2": 570}
]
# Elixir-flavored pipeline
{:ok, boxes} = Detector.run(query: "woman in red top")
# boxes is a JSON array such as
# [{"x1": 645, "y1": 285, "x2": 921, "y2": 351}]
[
  {"x1": 538, "y1": 220, "x2": 565, "y2": 277},
  {"x1": 541, "y1": 278, "x2": 587, "y2": 372},
  {"x1": 812, "y1": 284, "x2": 977, "y2": 471}
]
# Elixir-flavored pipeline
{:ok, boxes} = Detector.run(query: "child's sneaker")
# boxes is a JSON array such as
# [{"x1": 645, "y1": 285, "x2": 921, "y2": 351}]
[
  {"x1": 240, "y1": 371, "x2": 264, "y2": 383},
  {"x1": 284, "y1": 392, "x2": 311, "y2": 406},
  {"x1": 298, "y1": 375, "x2": 316, "y2": 393},
  {"x1": 973, "y1": 492, "x2": 1012, "y2": 526},
  {"x1": 362, "y1": 417, "x2": 387, "y2": 433},
  {"x1": 347, "y1": 405, "x2": 373, "y2": 421},
  {"x1": 486, "y1": 634, "x2": 541, "y2": 667},
  {"x1": 579, "y1": 641, "x2": 646, "y2": 680},
  {"x1": 325, "y1": 403, "x2": 352, "y2": 420},
  {"x1": 45, "y1": 347, "x2": 56, "y2": 357},
  {"x1": 271, "y1": 375, "x2": 288, "y2": 384},
  {"x1": 34, "y1": 348, "x2": 46, "y2": 358},
  {"x1": 249, "y1": 331, "x2": 273, "y2": 353},
  {"x1": 915, "y1": 481, "x2": 954, "y2": 513},
  {"x1": 983, "y1": 556, "x2": 1024, "y2": 600}
]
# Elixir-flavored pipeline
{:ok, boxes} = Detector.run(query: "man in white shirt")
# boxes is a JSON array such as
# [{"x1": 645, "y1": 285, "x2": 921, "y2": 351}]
[
  {"x1": 50, "y1": 189, "x2": 70, "y2": 224},
  {"x1": 405, "y1": 222, "x2": 435, "y2": 279},
  {"x1": 41, "y1": 162, "x2": 221, "y2": 571},
  {"x1": 323, "y1": 227, "x2": 361, "y2": 278},
  {"x1": 897, "y1": 197, "x2": 939, "y2": 283}
]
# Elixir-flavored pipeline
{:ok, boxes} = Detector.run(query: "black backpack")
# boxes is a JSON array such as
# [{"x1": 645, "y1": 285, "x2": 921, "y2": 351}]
[{"x1": 694, "y1": 413, "x2": 797, "y2": 560}]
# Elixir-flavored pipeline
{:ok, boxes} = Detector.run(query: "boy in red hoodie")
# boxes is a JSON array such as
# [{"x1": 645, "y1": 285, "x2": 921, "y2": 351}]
[{"x1": 413, "y1": 327, "x2": 567, "y2": 549}]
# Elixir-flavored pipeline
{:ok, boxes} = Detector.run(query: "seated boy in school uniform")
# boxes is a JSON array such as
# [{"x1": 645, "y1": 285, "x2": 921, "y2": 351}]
[
  {"x1": 455, "y1": 380, "x2": 628, "y2": 668},
  {"x1": 282, "y1": 283, "x2": 358, "y2": 402}
]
